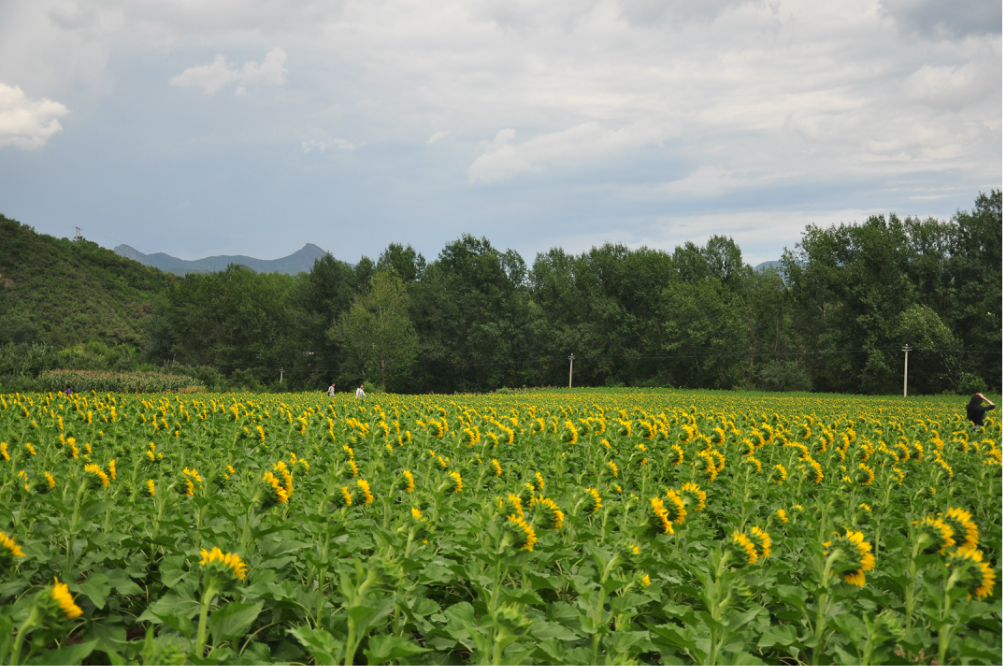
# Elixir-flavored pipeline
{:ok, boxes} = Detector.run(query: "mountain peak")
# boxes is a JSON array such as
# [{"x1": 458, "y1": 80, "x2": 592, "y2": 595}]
[{"x1": 114, "y1": 243, "x2": 333, "y2": 275}]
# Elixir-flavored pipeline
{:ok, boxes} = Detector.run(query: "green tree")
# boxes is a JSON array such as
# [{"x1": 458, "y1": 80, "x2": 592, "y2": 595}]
[{"x1": 328, "y1": 271, "x2": 418, "y2": 391}]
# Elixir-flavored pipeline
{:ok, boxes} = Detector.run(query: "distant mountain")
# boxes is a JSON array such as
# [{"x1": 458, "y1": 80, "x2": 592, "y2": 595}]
[
  {"x1": 113, "y1": 243, "x2": 331, "y2": 275},
  {"x1": 754, "y1": 260, "x2": 783, "y2": 272}
]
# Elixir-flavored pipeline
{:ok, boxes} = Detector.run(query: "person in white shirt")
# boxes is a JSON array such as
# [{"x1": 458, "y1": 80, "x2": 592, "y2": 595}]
[
  {"x1": 327, "y1": 383, "x2": 336, "y2": 397},
  {"x1": 355, "y1": 384, "x2": 366, "y2": 400}
]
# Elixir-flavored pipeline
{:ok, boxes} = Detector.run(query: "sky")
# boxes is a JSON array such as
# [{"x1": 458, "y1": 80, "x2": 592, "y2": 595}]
[{"x1": 0, "y1": 0, "x2": 999, "y2": 267}]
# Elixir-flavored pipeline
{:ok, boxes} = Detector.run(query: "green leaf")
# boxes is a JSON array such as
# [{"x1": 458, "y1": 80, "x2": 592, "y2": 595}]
[
  {"x1": 28, "y1": 639, "x2": 97, "y2": 665},
  {"x1": 138, "y1": 588, "x2": 199, "y2": 628},
  {"x1": 158, "y1": 555, "x2": 189, "y2": 588},
  {"x1": 530, "y1": 619, "x2": 580, "y2": 641},
  {"x1": 347, "y1": 599, "x2": 395, "y2": 635},
  {"x1": 363, "y1": 634, "x2": 428, "y2": 664},
  {"x1": 106, "y1": 568, "x2": 144, "y2": 596},
  {"x1": 210, "y1": 601, "x2": 263, "y2": 644},
  {"x1": 728, "y1": 650, "x2": 767, "y2": 665},
  {"x1": 84, "y1": 619, "x2": 128, "y2": 654},
  {"x1": 288, "y1": 625, "x2": 342, "y2": 665},
  {"x1": 499, "y1": 588, "x2": 543, "y2": 605},
  {"x1": 408, "y1": 597, "x2": 439, "y2": 617},
  {"x1": 73, "y1": 572, "x2": 111, "y2": 610},
  {"x1": 830, "y1": 613, "x2": 866, "y2": 643},
  {"x1": 773, "y1": 585, "x2": 806, "y2": 611},
  {"x1": 533, "y1": 638, "x2": 565, "y2": 662},
  {"x1": 756, "y1": 624, "x2": 798, "y2": 649}
]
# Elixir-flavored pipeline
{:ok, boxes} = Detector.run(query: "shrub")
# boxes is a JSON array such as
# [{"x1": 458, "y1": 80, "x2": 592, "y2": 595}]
[{"x1": 757, "y1": 360, "x2": 812, "y2": 392}]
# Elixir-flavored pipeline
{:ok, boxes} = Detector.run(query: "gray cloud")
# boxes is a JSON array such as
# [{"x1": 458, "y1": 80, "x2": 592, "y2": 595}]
[{"x1": 881, "y1": 0, "x2": 1001, "y2": 40}]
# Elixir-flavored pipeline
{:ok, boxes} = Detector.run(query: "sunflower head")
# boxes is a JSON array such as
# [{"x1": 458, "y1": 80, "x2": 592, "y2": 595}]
[
  {"x1": 679, "y1": 482, "x2": 707, "y2": 511},
  {"x1": 261, "y1": 471, "x2": 289, "y2": 506},
  {"x1": 506, "y1": 513, "x2": 537, "y2": 552},
  {"x1": 500, "y1": 493, "x2": 525, "y2": 519},
  {"x1": 730, "y1": 531, "x2": 758, "y2": 566},
  {"x1": 357, "y1": 479, "x2": 374, "y2": 504},
  {"x1": 49, "y1": 577, "x2": 83, "y2": 620},
  {"x1": 824, "y1": 529, "x2": 875, "y2": 587},
  {"x1": 534, "y1": 497, "x2": 564, "y2": 531},
  {"x1": 749, "y1": 526, "x2": 772, "y2": 560},
  {"x1": 83, "y1": 463, "x2": 110, "y2": 489},
  {"x1": 582, "y1": 487, "x2": 602, "y2": 515},
  {"x1": 913, "y1": 516, "x2": 955, "y2": 555},
  {"x1": 199, "y1": 547, "x2": 248, "y2": 587},
  {"x1": 945, "y1": 546, "x2": 995, "y2": 600},
  {"x1": 333, "y1": 485, "x2": 355, "y2": 508},
  {"x1": 662, "y1": 489, "x2": 687, "y2": 524},
  {"x1": 0, "y1": 530, "x2": 25, "y2": 561},
  {"x1": 648, "y1": 497, "x2": 674, "y2": 535},
  {"x1": 940, "y1": 507, "x2": 979, "y2": 550}
]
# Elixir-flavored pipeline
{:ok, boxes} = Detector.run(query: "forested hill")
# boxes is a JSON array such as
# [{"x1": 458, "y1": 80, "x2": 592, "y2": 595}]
[{"x1": 0, "y1": 215, "x2": 175, "y2": 348}]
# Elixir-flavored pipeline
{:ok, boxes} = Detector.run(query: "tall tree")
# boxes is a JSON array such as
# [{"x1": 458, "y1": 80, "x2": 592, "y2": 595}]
[{"x1": 328, "y1": 271, "x2": 418, "y2": 391}]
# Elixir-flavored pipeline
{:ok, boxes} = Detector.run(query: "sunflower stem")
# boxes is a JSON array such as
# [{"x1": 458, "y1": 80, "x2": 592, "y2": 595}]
[
  {"x1": 10, "y1": 603, "x2": 39, "y2": 666},
  {"x1": 196, "y1": 579, "x2": 219, "y2": 658}
]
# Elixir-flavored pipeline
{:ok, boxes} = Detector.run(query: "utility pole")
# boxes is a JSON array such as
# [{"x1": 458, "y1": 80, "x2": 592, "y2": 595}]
[
  {"x1": 568, "y1": 354, "x2": 575, "y2": 389},
  {"x1": 902, "y1": 345, "x2": 912, "y2": 397},
  {"x1": 280, "y1": 367, "x2": 284, "y2": 384}
]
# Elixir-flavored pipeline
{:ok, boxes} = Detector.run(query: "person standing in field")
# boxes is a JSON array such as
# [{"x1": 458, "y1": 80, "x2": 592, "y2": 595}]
[
  {"x1": 355, "y1": 383, "x2": 366, "y2": 400},
  {"x1": 328, "y1": 382, "x2": 336, "y2": 397},
  {"x1": 966, "y1": 392, "x2": 995, "y2": 429}
]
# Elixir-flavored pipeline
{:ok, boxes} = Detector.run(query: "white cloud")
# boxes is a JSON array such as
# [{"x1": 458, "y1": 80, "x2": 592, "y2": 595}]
[
  {"x1": 469, "y1": 122, "x2": 662, "y2": 182},
  {"x1": 302, "y1": 138, "x2": 354, "y2": 152},
  {"x1": 662, "y1": 167, "x2": 763, "y2": 198},
  {"x1": 0, "y1": 83, "x2": 69, "y2": 148},
  {"x1": 427, "y1": 130, "x2": 449, "y2": 144},
  {"x1": 170, "y1": 47, "x2": 287, "y2": 95},
  {"x1": 902, "y1": 59, "x2": 1000, "y2": 111}
]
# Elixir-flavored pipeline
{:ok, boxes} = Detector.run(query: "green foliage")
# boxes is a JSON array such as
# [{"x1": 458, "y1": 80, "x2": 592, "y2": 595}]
[
  {"x1": 38, "y1": 369, "x2": 203, "y2": 393},
  {"x1": 0, "y1": 215, "x2": 174, "y2": 349},
  {"x1": 3, "y1": 191, "x2": 999, "y2": 395}
]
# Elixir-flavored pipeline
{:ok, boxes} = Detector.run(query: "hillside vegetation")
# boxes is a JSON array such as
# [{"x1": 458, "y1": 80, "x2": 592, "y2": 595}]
[{"x1": 0, "y1": 215, "x2": 175, "y2": 349}]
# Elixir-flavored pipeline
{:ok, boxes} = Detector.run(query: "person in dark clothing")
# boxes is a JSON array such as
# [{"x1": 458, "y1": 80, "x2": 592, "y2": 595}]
[{"x1": 966, "y1": 392, "x2": 995, "y2": 429}]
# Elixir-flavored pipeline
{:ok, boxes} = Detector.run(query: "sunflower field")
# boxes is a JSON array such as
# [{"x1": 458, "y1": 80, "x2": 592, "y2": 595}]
[{"x1": 0, "y1": 388, "x2": 1000, "y2": 665}]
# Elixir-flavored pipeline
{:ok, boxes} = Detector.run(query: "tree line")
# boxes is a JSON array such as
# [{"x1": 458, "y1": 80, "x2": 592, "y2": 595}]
[{"x1": 140, "y1": 191, "x2": 1000, "y2": 395}]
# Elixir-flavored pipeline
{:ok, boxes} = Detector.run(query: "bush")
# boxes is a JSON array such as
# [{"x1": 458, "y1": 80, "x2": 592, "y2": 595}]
[
  {"x1": 757, "y1": 360, "x2": 813, "y2": 392},
  {"x1": 956, "y1": 372, "x2": 985, "y2": 396},
  {"x1": 0, "y1": 343, "x2": 59, "y2": 376},
  {"x1": 35, "y1": 369, "x2": 203, "y2": 393}
]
